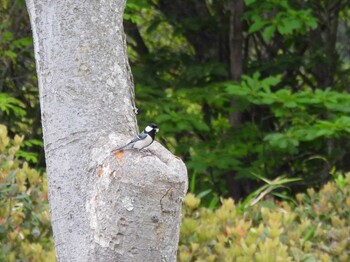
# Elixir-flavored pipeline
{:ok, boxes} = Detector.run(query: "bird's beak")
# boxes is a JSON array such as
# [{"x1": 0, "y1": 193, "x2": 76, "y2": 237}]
[{"x1": 155, "y1": 128, "x2": 159, "y2": 133}]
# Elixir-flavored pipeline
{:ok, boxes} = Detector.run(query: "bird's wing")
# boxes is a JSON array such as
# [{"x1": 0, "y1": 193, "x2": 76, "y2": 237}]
[
  {"x1": 112, "y1": 132, "x2": 148, "y2": 152},
  {"x1": 129, "y1": 132, "x2": 147, "y2": 144}
]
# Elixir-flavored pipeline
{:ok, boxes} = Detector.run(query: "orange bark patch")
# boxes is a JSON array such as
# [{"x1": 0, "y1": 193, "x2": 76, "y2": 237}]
[
  {"x1": 97, "y1": 166, "x2": 103, "y2": 177},
  {"x1": 114, "y1": 150, "x2": 124, "y2": 165}
]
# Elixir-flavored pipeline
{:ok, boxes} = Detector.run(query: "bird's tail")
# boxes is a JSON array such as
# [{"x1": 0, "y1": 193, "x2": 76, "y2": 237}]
[{"x1": 111, "y1": 142, "x2": 131, "y2": 153}]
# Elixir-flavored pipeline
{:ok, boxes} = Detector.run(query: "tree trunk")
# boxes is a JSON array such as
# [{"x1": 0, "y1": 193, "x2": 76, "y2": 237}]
[
  {"x1": 25, "y1": 0, "x2": 187, "y2": 261},
  {"x1": 226, "y1": 0, "x2": 245, "y2": 201}
]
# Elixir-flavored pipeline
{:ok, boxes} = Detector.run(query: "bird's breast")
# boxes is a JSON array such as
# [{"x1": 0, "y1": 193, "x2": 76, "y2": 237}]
[{"x1": 132, "y1": 135, "x2": 153, "y2": 149}]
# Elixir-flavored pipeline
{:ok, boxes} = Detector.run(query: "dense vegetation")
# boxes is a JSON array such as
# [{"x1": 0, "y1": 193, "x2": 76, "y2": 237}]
[
  {"x1": 2, "y1": 0, "x2": 350, "y2": 203},
  {"x1": 179, "y1": 174, "x2": 350, "y2": 261},
  {"x1": 0, "y1": 125, "x2": 54, "y2": 261},
  {"x1": 124, "y1": 0, "x2": 350, "y2": 202}
]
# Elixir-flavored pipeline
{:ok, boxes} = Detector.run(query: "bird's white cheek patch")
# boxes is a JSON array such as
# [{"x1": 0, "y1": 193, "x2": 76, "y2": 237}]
[{"x1": 145, "y1": 126, "x2": 153, "y2": 132}]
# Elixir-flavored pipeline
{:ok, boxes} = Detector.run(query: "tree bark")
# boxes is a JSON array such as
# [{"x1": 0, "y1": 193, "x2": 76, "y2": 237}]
[
  {"x1": 25, "y1": 0, "x2": 187, "y2": 261},
  {"x1": 226, "y1": 0, "x2": 245, "y2": 201}
]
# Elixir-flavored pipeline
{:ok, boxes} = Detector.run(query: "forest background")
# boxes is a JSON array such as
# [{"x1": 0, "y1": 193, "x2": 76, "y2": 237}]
[{"x1": 1, "y1": 0, "x2": 350, "y2": 261}]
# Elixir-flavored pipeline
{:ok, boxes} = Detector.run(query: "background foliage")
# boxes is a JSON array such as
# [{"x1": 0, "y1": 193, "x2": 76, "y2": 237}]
[
  {"x1": 0, "y1": 125, "x2": 54, "y2": 261},
  {"x1": 124, "y1": 0, "x2": 350, "y2": 202},
  {"x1": 0, "y1": 0, "x2": 43, "y2": 167},
  {"x1": 2, "y1": 0, "x2": 350, "y2": 202}
]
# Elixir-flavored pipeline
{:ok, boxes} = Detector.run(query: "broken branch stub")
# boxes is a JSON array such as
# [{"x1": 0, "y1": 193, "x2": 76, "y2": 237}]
[{"x1": 88, "y1": 142, "x2": 188, "y2": 261}]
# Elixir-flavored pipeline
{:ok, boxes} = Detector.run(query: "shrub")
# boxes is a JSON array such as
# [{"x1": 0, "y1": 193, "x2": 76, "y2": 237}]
[
  {"x1": 178, "y1": 173, "x2": 350, "y2": 261},
  {"x1": 0, "y1": 125, "x2": 55, "y2": 261}
]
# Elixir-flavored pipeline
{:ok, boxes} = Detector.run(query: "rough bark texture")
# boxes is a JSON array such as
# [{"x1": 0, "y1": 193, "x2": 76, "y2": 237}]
[{"x1": 25, "y1": 0, "x2": 187, "y2": 261}]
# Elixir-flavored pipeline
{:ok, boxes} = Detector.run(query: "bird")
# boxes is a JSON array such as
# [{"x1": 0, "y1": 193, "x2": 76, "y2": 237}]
[{"x1": 113, "y1": 123, "x2": 159, "y2": 151}]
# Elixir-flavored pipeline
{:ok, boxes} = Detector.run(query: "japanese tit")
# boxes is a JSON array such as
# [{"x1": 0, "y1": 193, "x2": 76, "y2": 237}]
[{"x1": 114, "y1": 123, "x2": 159, "y2": 151}]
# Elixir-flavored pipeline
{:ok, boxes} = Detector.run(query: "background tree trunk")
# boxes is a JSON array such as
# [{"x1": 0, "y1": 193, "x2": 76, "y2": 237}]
[
  {"x1": 25, "y1": 0, "x2": 187, "y2": 261},
  {"x1": 226, "y1": 0, "x2": 245, "y2": 201}
]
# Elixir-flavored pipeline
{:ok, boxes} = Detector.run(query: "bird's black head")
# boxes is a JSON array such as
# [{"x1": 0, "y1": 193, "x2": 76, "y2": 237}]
[{"x1": 144, "y1": 123, "x2": 159, "y2": 138}]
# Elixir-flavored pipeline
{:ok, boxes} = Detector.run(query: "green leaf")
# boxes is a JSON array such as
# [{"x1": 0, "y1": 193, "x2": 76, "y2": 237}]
[
  {"x1": 248, "y1": 20, "x2": 268, "y2": 33},
  {"x1": 277, "y1": 19, "x2": 301, "y2": 35},
  {"x1": 244, "y1": 0, "x2": 256, "y2": 6},
  {"x1": 197, "y1": 189, "x2": 212, "y2": 199},
  {"x1": 315, "y1": 129, "x2": 334, "y2": 137},
  {"x1": 192, "y1": 121, "x2": 210, "y2": 132},
  {"x1": 303, "y1": 227, "x2": 315, "y2": 241},
  {"x1": 13, "y1": 37, "x2": 33, "y2": 47},
  {"x1": 190, "y1": 173, "x2": 196, "y2": 192},
  {"x1": 284, "y1": 100, "x2": 297, "y2": 108},
  {"x1": 1, "y1": 31, "x2": 13, "y2": 42},
  {"x1": 261, "y1": 76, "x2": 281, "y2": 91},
  {"x1": 208, "y1": 195, "x2": 219, "y2": 209},
  {"x1": 15, "y1": 151, "x2": 39, "y2": 163},
  {"x1": 0, "y1": 93, "x2": 26, "y2": 116},
  {"x1": 4, "y1": 50, "x2": 17, "y2": 60},
  {"x1": 226, "y1": 84, "x2": 249, "y2": 96},
  {"x1": 262, "y1": 25, "x2": 276, "y2": 41}
]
